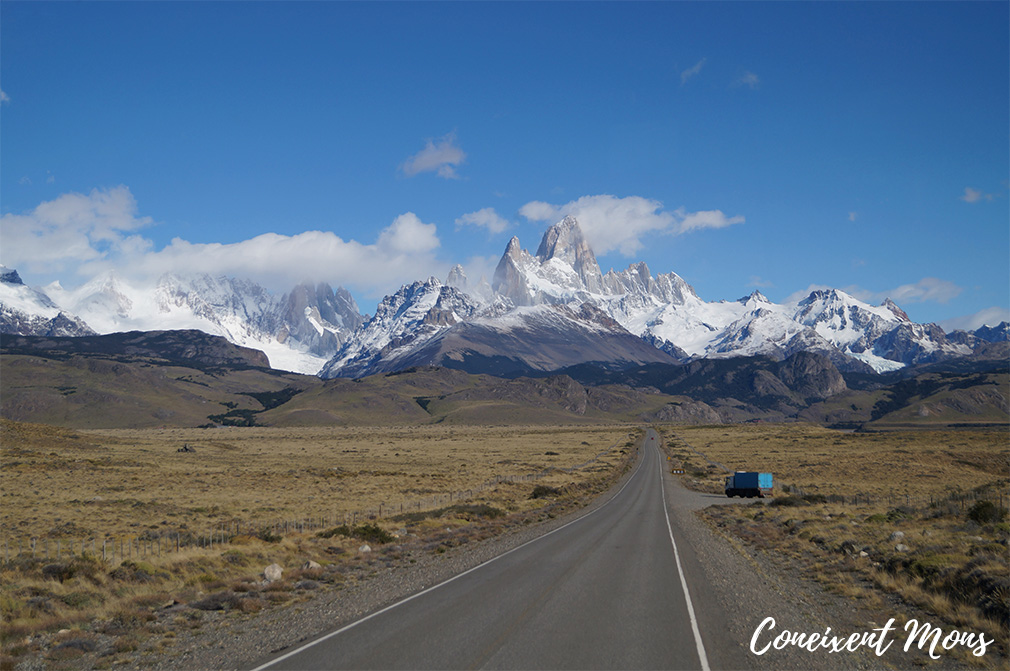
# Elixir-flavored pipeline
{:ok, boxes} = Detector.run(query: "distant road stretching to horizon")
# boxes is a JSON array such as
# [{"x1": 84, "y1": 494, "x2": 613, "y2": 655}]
[{"x1": 252, "y1": 429, "x2": 744, "y2": 670}]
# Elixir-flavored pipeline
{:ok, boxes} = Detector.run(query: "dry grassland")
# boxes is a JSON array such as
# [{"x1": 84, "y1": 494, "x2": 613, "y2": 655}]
[
  {"x1": 1, "y1": 420, "x2": 634, "y2": 541},
  {"x1": 659, "y1": 423, "x2": 1009, "y2": 666},
  {"x1": 665, "y1": 423, "x2": 1007, "y2": 499},
  {"x1": 0, "y1": 419, "x2": 640, "y2": 668}
]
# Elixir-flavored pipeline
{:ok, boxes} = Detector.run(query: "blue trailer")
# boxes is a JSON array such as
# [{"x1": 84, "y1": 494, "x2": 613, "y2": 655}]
[{"x1": 725, "y1": 471, "x2": 773, "y2": 498}]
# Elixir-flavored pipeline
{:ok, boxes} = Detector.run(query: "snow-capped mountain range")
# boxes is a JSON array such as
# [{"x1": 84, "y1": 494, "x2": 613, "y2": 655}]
[
  {"x1": 0, "y1": 265, "x2": 362, "y2": 374},
  {"x1": 318, "y1": 216, "x2": 977, "y2": 377},
  {"x1": 2, "y1": 216, "x2": 1003, "y2": 376}
]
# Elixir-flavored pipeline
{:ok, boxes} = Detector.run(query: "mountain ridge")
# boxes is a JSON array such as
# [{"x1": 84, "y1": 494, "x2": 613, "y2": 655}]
[{"x1": 2, "y1": 218, "x2": 1005, "y2": 378}]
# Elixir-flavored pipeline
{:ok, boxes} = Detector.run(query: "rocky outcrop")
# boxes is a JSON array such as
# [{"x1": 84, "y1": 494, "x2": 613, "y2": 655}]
[
  {"x1": 645, "y1": 400, "x2": 723, "y2": 424},
  {"x1": 774, "y1": 351, "x2": 847, "y2": 401}
]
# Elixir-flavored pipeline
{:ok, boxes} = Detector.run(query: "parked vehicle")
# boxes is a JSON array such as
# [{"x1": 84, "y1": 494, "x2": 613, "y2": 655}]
[{"x1": 725, "y1": 471, "x2": 773, "y2": 498}]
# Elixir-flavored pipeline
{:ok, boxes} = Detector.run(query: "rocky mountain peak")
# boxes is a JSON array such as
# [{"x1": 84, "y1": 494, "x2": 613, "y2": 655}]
[
  {"x1": 533, "y1": 216, "x2": 604, "y2": 293},
  {"x1": 535, "y1": 216, "x2": 589, "y2": 262},
  {"x1": 492, "y1": 238, "x2": 534, "y2": 306},
  {"x1": 446, "y1": 264, "x2": 467, "y2": 290},
  {"x1": 881, "y1": 298, "x2": 910, "y2": 322},
  {"x1": 504, "y1": 236, "x2": 522, "y2": 260},
  {"x1": 739, "y1": 290, "x2": 770, "y2": 305},
  {"x1": 630, "y1": 261, "x2": 651, "y2": 281},
  {"x1": 1, "y1": 266, "x2": 24, "y2": 285}
]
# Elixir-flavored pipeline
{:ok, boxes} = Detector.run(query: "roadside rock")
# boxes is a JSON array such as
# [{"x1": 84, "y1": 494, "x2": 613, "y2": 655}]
[
  {"x1": 302, "y1": 560, "x2": 322, "y2": 570},
  {"x1": 263, "y1": 563, "x2": 283, "y2": 582},
  {"x1": 359, "y1": 544, "x2": 372, "y2": 553}
]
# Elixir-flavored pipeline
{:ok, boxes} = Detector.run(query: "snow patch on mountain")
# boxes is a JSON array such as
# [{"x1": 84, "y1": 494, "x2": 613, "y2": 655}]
[
  {"x1": 0, "y1": 265, "x2": 96, "y2": 337},
  {"x1": 483, "y1": 217, "x2": 966, "y2": 373},
  {"x1": 38, "y1": 271, "x2": 363, "y2": 374}
]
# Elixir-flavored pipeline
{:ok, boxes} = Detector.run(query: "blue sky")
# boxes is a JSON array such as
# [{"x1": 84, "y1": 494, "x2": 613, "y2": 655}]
[{"x1": 2, "y1": 1, "x2": 1007, "y2": 329}]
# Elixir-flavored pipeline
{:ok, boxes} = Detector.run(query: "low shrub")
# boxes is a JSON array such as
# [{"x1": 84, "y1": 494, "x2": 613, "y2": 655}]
[
  {"x1": 109, "y1": 560, "x2": 165, "y2": 583},
  {"x1": 967, "y1": 500, "x2": 1006, "y2": 525},
  {"x1": 529, "y1": 485, "x2": 560, "y2": 500},
  {"x1": 316, "y1": 525, "x2": 351, "y2": 539},
  {"x1": 41, "y1": 563, "x2": 76, "y2": 583},
  {"x1": 190, "y1": 591, "x2": 240, "y2": 611},
  {"x1": 770, "y1": 496, "x2": 806, "y2": 507},
  {"x1": 353, "y1": 523, "x2": 394, "y2": 545},
  {"x1": 221, "y1": 549, "x2": 248, "y2": 566},
  {"x1": 48, "y1": 637, "x2": 97, "y2": 659},
  {"x1": 257, "y1": 528, "x2": 282, "y2": 543},
  {"x1": 60, "y1": 591, "x2": 104, "y2": 610},
  {"x1": 317, "y1": 523, "x2": 394, "y2": 544},
  {"x1": 443, "y1": 504, "x2": 506, "y2": 520},
  {"x1": 237, "y1": 597, "x2": 264, "y2": 613}
]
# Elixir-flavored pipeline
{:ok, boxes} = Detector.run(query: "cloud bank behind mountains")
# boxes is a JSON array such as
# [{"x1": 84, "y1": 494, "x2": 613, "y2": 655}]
[
  {"x1": 0, "y1": 186, "x2": 444, "y2": 298},
  {"x1": 519, "y1": 194, "x2": 744, "y2": 257}
]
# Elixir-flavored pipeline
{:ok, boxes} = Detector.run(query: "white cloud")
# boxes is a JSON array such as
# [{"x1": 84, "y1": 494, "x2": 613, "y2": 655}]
[
  {"x1": 400, "y1": 132, "x2": 466, "y2": 179},
  {"x1": 461, "y1": 254, "x2": 500, "y2": 286},
  {"x1": 519, "y1": 194, "x2": 744, "y2": 256},
  {"x1": 960, "y1": 186, "x2": 995, "y2": 203},
  {"x1": 748, "y1": 276, "x2": 774, "y2": 289},
  {"x1": 680, "y1": 58, "x2": 706, "y2": 85},
  {"x1": 848, "y1": 212, "x2": 858, "y2": 222},
  {"x1": 517, "y1": 200, "x2": 559, "y2": 223},
  {"x1": 675, "y1": 208, "x2": 745, "y2": 234},
  {"x1": 377, "y1": 212, "x2": 440, "y2": 255},
  {"x1": 456, "y1": 207, "x2": 511, "y2": 234},
  {"x1": 1, "y1": 187, "x2": 445, "y2": 299},
  {"x1": 939, "y1": 307, "x2": 1010, "y2": 332},
  {"x1": 786, "y1": 278, "x2": 963, "y2": 307},
  {"x1": 733, "y1": 71, "x2": 760, "y2": 89},
  {"x1": 99, "y1": 214, "x2": 442, "y2": 298},
  {"x1": 520, "y1": 195, "x2": 675, "y2": 257},
  {"x1": 784, "y1": 284, "x2": 835, "y2": 304},
  {"x1": 0, "y1": 185, "x2": 154, "y2": 275},
  {"x1": 0, "y1": 89, "x2": 9, "y2": 105},
  {"x1": 878, "y1": 278, "x2": 963, "y2": 305}
]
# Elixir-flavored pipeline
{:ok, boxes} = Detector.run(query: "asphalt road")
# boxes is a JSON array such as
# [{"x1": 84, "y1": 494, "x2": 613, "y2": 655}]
[{"x1": 253, "y1": 429, "x2": 746, "y2": 670}]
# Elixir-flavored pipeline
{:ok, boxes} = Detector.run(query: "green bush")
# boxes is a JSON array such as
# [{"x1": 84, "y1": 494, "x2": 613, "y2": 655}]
[
  {"x1": 530, "y1": 485, "x2": 560, "y2": 500},
  {"x1": 353, "y1": 523, "x2": 394, "y2": 545},
  {"x1": 967, "y1": 500, "x2": 1006, "y2": 525},
  {"x1": 109, "y1": 560, "x2": 165, "y2": 583},
  {"x1": 60, "y1": 591, "x2": 104, "y2": 610},
  {"x1": 316, "y1": 525, "x2": 351, "y2": 539},
  {"x1": 317, "y1": 523, "x2": 393, "y2": 544},
  {"x1": 444, "y1": 504, "x2": 506, "y2": 520},
  {"x1": 257, "y1": 528, "x2": 282, "y2": 543}
]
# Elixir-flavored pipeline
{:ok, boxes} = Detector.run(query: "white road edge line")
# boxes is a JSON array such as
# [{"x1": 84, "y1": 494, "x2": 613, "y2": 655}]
[
  {"x1": 249, "y1": 433, "x2": 648, "y2": 671},
  {"x1": 658, "y1": 439, "x2": 712, "y2": 671}
]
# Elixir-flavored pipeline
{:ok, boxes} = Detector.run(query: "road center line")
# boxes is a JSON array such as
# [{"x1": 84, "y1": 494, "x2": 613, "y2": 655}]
[{"x1": 658, "y1": 440, "x2": 712, "y2": 671}]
